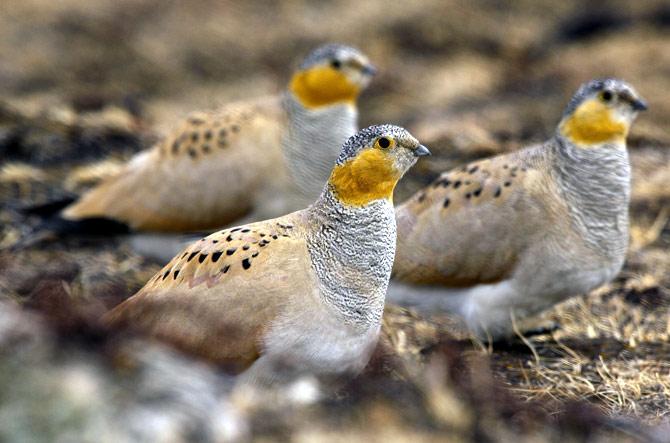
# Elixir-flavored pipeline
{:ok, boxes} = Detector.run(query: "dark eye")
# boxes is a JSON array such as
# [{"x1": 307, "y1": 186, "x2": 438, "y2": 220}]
[
  {"x1": 377, "y1": 137, "x2": 391, "y2": 149},
  {"x1": 601, "y1": 90, "x2": 613, "y2": 102},
  {"x1": 330, "y1": 59, "x2": 342, "y2": 69}
]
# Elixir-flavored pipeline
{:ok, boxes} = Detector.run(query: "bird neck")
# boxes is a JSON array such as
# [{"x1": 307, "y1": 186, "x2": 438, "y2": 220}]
[
  {"x1": 552, "y1": 134, "x2": 631, "y2": 259},
  {"x1": 306, "y1": 188, "x2": 396, "y2": 330},
  {"x1": 327, "y1": 149, "x2": 400, "y2": 206},
  {"x1": 557, "y1": 98, "x2": 629, "y2": 148},
  {"x1": 281, "y1": 93, "x2": 358, "y2": 204},
  {"x1": 288, "y1": 67, "x2": 360, "y2": 109}
]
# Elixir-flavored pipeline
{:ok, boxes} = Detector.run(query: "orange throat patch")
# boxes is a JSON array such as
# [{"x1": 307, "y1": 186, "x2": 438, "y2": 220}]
[
  {"x1": 328, "y1": 148, "x2": 400, "y2": 206},
  {"x1": 559, "y1": 99, "x2": 628, "y2": 147},
  {"x1": 289, "y1": 66, "x2": 360, "y2": 109}
]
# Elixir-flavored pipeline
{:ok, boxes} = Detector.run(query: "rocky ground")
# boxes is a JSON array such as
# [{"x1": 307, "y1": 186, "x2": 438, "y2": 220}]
[{"x1": 1, "y1": 0, "x2": 669, "y2": 441}]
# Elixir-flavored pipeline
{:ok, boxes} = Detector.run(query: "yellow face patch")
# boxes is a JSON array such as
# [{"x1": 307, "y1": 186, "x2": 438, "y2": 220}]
[
  {"x1": 289, "y1": 66, "x2": 360, "y2": 109},
  {"x1": 328, "y1": 148, "x2": 400, "y2": 206},
  {"x1": 559, "y1": 98, "x2": 628, "y2": 146}
]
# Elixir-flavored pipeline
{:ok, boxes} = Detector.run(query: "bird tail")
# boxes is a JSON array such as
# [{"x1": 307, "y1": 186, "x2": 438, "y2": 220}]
[
  {"x1": 7, "y1": 215, "x2": 131, "y2": 251},
  {"x1": 17, "y1": 196, "x2": 78, "y2": 218}
]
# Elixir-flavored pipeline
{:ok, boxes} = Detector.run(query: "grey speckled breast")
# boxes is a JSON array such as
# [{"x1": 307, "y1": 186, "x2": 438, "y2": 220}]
[
  {"x1": 305, "y1": 189, "x2": 396, "y2": 331},
  {"x1": 282, "y1": 94, "x2": 358, "y2": 206},
  {"x1": 552, "y1": 135, "x2": 631, "y2": 264}
]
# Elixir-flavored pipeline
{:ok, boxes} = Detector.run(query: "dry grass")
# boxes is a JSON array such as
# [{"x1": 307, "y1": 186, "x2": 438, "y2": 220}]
[{"x1": 480, "y1": 271, "x2": 670, "y2": 422}]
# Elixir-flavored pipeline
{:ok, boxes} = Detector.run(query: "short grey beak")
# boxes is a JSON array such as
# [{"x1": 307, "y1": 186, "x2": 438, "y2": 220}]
[
  {"x1": 631, "y1": 98, "x2": 648, "y2": 111},
  {"x1": 414, "y1": 144, "x2": 431, "y2": 157},
  {"x1": 362, "y1": 64, "x2": 377, "y2": 76}
]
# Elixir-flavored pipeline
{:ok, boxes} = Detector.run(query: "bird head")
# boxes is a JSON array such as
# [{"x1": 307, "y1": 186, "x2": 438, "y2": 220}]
[
  {"x1": 289, "y1": 44, "x2": 376, "y2": 109},
  {"x1": 558, "y1": 78, "x2": 647, "y2": 147},
  {"x1": 328, "y1": 125, "x2": 430, "y2": 206}
]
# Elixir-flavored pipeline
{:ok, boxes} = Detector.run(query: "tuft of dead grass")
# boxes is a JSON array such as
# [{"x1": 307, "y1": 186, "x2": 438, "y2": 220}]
[{"x1": 486, "y1": 280, "x2": 670, "y2": 422}]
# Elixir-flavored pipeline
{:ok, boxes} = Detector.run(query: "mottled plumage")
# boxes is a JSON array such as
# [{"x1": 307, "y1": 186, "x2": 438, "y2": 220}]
[
  {"x1": 391, "y1": 79, "x2": 647, "y2": 338},
  {"x1": 105, "y1": 125, "x2": 429, "y2": 384},
  {"x1": 64, "y1": 98, "x2": 285, "y2": 231}
]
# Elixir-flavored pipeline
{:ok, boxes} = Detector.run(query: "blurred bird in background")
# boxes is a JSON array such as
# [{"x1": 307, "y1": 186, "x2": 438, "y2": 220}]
[
  {"x1": 390, "y1": 78, "x2": 646, "y2": 339},
  {"x1": 19, "y1": 44, "x2": 376, "y2": 255}
]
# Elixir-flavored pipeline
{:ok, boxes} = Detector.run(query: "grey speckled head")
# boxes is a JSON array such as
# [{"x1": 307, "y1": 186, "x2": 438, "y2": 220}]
[
  {"x1": 299, "y1": 44, "x2": 376, "y2": 74},
  {"x1": 335, "y1": 124, "x2": 427, "y2": 165},
  {"x1": 562, "y1": 78, "x2": 647, "y2": 118}
]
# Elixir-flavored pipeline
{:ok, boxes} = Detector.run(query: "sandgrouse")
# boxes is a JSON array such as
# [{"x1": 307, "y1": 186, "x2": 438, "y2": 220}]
[
  {"x1": 58, "y1": 44, "x2": 376, "y2": 233},
  {"x1": 105, "y1": 125, "x2": 430, "y2": 383},
  {"x1": 390, "y1": 79, "x2": 646, "y2": 338}
]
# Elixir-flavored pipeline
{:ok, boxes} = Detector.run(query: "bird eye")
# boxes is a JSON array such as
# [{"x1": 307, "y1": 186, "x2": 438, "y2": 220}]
[
  {"x1": 330, "y1": 59, "x2": 342, "y2": 69},
  {"x1": 601, "y1": 90, "x2": 613, "y2": 102},
  {"x1": 375, "y1": 137, "x2": 392, "y2": 149}
]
